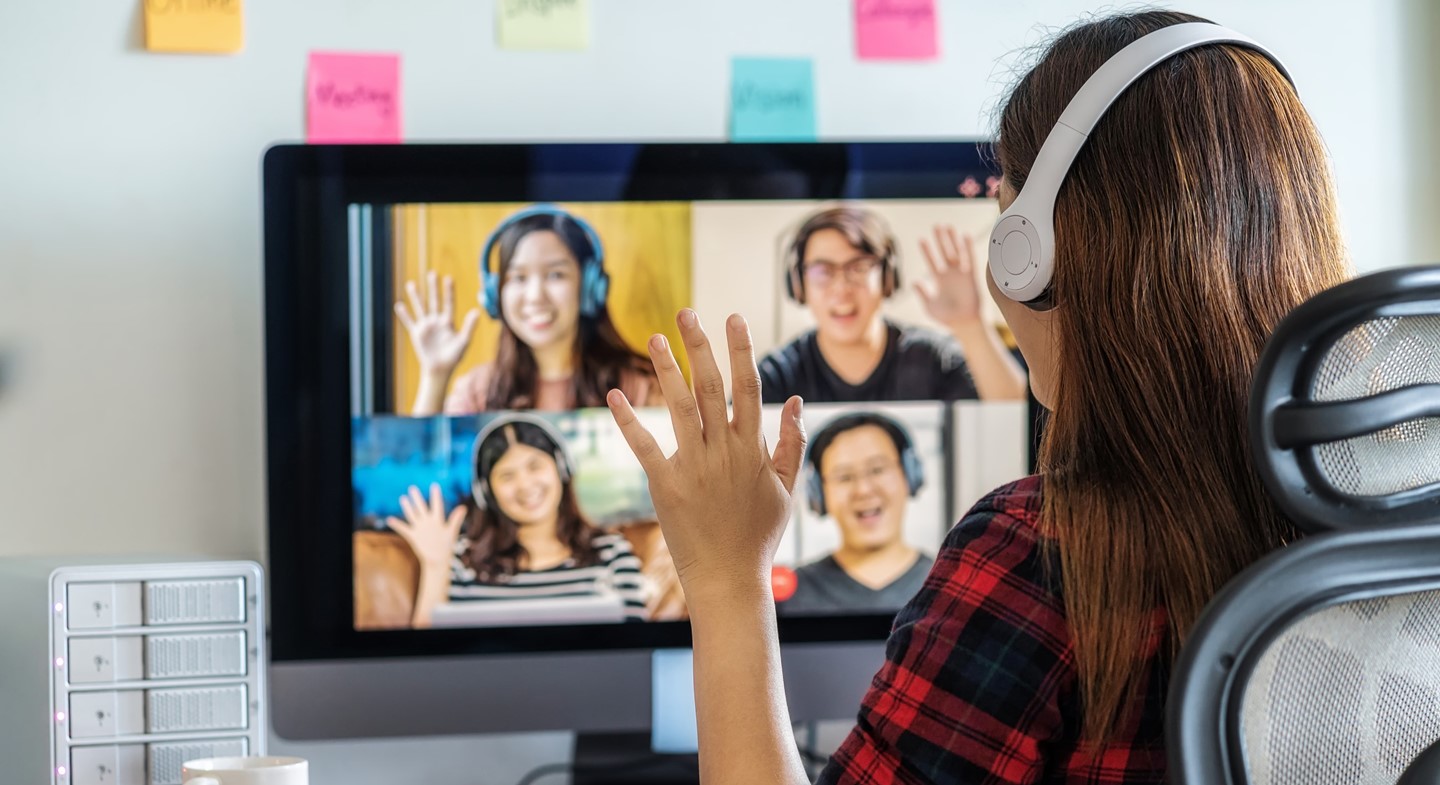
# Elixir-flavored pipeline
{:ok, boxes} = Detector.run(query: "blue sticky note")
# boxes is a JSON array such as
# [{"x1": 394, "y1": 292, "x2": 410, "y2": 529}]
[{"x1": 730, "y1": 57, "x2": 816, "y2": 142}]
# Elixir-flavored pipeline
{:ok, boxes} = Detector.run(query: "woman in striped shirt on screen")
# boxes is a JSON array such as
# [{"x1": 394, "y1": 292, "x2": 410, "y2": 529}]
[{"x1": 390, "y1": 414, "x2": 647, "y2": 627}]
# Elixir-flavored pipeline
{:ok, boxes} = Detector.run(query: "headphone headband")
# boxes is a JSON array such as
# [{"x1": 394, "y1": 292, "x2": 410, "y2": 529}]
[
  {"x1": 479, "y1": 204, "x2": 610, "y2": 319},
  {"x1": 470, "y1": 412, "x2": 577, "y2": 512},
  {"x1": 989, "y1": 22, "x2": 1293, "y2": 309}
]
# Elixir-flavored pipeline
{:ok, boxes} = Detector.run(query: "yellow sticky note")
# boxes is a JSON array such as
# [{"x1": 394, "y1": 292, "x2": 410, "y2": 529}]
[
  {"x1": 497, "y1": 0, "x2": 590, "y2": 51},
  {"x1": 143, "y1": 0, "x2": 244, "y2": 54}
]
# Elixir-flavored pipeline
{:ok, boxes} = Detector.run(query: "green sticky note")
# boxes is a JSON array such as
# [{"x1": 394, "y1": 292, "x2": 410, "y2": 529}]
[
  {"x1": 497, "y1": 0, "x2": 590, "y2": 51},
  {"x1": 730, "y1": 57, "x2": 816, "y2": 142}
]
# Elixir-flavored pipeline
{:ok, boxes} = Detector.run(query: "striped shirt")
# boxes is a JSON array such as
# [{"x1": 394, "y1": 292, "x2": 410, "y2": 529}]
[
  {"x1": 448, "y1": 532, "x2": 648, "y2": 621},
  {"x1": 819, "y1": 476, "x2": 1169, "y2": 784}
]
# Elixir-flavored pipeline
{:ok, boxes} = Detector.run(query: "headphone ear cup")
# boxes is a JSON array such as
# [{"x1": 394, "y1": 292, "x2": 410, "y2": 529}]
[
  {"x1": 580, "y1": 261, "x2": 610, "y2": 318},
  {"x1": 902, "y1": 447, "x2": 925, "y2": 497},
  {"x1": 472, "y1": 478, "x2": 491, "y2": 512},
  {"x1": 481, "y1": 270, "x2": 501, "y2": 320},
  {"x1": 554, "y1": 448, "x2": 573, "y2": 484},
  {"x1": 805, "y1": 464, "x2": 825, "y2": 516},
  {"x1": 785, "y1": 256, "x2": 805, "y2": 304},
  {"x1": 884, "y1": 258, "x2": 900, "y2": 298}
]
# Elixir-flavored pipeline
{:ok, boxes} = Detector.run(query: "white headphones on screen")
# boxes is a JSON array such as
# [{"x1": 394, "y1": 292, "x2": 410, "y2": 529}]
[{"x1": 988, "y1": 22, "x2": 1294, "y2": 310}]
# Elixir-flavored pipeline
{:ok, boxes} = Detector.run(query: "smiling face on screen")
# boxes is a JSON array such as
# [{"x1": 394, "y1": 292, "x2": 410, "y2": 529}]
[
  {"x1": 801, "y1": 228, "x2": 887, "y2": 346},
  {"x1": 819, "y1": 424, "x2": 910, "y2": 553},
  {"x1": 487, "y1": 440, "x2": 564, "y2": 529},
  {"x1": 500, "y1": 229, "x2": 582, "y2": 353}
]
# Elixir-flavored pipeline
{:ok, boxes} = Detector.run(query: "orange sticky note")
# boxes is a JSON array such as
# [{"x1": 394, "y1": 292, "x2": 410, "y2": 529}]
[
  {"x1": 143, "y1": 0, "x2": 244, "y2": 54},
  {"x1": 306, "y1": 52, "x2": 403, "y2": 144}
]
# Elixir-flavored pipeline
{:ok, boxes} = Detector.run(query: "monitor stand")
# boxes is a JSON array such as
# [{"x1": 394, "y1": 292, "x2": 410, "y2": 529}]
[
  {"x1": 571, "y1": 732, "x2": 699, "y2": 784},
  {"x1": 571, "y1": 649, "x2": 699, "y2": 784}
]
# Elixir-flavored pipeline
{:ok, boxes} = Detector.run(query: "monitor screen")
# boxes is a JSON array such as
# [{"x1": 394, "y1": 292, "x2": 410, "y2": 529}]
[{"x1": 265, "y1": 143, "x2": 1033, "y2": 665}]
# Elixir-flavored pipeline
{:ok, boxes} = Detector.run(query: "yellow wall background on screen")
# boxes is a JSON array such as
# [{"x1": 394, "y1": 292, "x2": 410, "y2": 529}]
[{"x1": 391, "y1": 202, "x2": 693, "y2": 410}]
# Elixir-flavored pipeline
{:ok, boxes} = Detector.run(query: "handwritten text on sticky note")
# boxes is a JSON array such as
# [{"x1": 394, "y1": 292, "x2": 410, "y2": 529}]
[
  {"x1": 143, "y1": 0, "x2": 244, "y2": 54},
  {"x1": 497, "y1": 0, "x2": 590, "y2": 51},
  {"x1": 855, "y1": 0, "x2": 938, "y2": 61},
  {"x1": 306, "y1": 52, "x2": 402, "y2": 144},
  {"x1": 730, "y1": 58, "x2": 816, "y2": 142}
]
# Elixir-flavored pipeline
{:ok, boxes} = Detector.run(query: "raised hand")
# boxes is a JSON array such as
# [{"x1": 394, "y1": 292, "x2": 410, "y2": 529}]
[
  {"x1": 606, "y1": 310, "x2": 806, "y2": 602},
  {"x1": 916, "y1": 225, "x2": 985, "y2": 331},
  {"x1": 394, "y1": 271, "x2": 481, "y2": 378},
  {"x1": 387, "y1": 483, "x2": 467, "y2": 571}
]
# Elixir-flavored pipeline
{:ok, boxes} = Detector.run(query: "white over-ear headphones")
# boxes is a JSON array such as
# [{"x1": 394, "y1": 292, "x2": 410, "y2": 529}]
[{"x1": 988, "y1": 22, "x2": 1294, "y2": 310}]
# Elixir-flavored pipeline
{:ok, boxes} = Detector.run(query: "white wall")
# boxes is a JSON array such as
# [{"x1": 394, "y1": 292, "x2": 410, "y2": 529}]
[{"x1": 0, "y1": 1, "x2": 1433, "y2": 783}]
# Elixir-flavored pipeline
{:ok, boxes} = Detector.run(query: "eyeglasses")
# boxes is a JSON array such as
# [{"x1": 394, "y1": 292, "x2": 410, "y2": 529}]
[
  {"x1": 822, "y1": 460, "x2": 901, "y2": 492},
  {"x1": 802, "y1": 257, "x2": 882, "y2": 288}
]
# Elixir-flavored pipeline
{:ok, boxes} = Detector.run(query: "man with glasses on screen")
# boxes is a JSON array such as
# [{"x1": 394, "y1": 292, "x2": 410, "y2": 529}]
[
  {"x1": 781, "y1": 411, "x2": 934, "y2": 614},
  {"x1": 759, "y1": 205, "x2": 1027, "y2": 404}
]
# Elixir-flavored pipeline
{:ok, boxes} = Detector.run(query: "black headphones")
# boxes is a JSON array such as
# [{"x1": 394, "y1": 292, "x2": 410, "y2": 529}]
[
  {"x1": 803, "y1": 411, "x2": 925, "y2": 517},
  {"x1": 781, "y1": 207, "x2": 901, "y2": 305},
  {"x1": 469, "y1": 413, "x2": 575, "y2": 514}
]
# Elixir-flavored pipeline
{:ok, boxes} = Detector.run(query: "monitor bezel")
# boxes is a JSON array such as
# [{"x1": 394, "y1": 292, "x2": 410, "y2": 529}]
[{"x1": 262, "y1": 141, "x2": 999, "y2": 663}]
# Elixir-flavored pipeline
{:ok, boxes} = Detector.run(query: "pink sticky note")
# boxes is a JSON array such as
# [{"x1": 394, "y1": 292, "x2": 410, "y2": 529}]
[
  {"x1": 306, "y1": 52, "x2": 402, "y2": 144},
  {"x1": 855, "y1": 0, "x2": 938, "y2": 61}
]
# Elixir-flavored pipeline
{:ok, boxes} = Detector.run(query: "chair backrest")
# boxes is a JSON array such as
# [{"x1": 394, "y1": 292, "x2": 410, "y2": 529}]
[{"x1": 1169, "y1": 266, "x2": 1440, "y2": 785}]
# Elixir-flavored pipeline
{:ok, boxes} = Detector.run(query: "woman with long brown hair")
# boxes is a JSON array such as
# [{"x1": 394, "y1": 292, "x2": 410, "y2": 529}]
[
  {"x1": 390, "y1": 415, "x2": 648, "y2": 627},
  {"x1": 605, "y1": 10, "x2": 1349, "y2": 783}
]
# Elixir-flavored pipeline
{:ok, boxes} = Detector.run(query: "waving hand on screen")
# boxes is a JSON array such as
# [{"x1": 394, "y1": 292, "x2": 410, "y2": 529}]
[
  {"x1": 394, "y1": 272, "x2": 481, "y2": 416},
  {"x1": 386, "y1": 483, "x2": 466, "y2": 628},
  {"x1": 915, "y1": 226, "x2": 1029, "y2": 401}
]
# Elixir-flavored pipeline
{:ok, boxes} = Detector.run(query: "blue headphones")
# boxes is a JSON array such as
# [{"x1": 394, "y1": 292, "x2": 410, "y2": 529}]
[
  {"x1": 803, "y1": 412, "x2": 925, "y2": 517},
  {"x1": 470, "y1": 413, "x2": 576, "y2": 514},
  {"x1": 478, "y1": 204, "x2": 611, "y2": 320}
]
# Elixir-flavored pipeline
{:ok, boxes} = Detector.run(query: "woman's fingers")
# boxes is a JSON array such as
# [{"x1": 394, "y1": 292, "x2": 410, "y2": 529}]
[
  {"x1": 386, "y1": 516, "x2": 413, "y2": 539},
  {"x1": 648, "y1": 333, "x2": 703, "y2": 450},
  {"x1": 445, "y1": 505, "x2": 467, "y2": 539},
  {"x1": 405, "y1": 280, "x2": 425, "y2": 322},
  {"x1": 726, "y1": 314, "x2": 762, "y2": 437},
  {"x1": 441, "y1": 275, "x2": 456, "y2": 321},
  {"x1": 677, "y1": 310, "x2": 728, "y2": 437},
  {"x1": 608, "y1": 389, "x2": 669, "y2": 477},
  {"x1": 428, "y1": 483, "x2": 444, "y2": 517},
  {"x1": 426, "y1": 270, "x2": 439, "y2": 316},
  {"x1": 407, "y1": 485, "x2": 428, "y2": 520},
  {"x1": 770, "y1": 396, "x2": 807, "y2": 494},
  {"x1": 394, "y1": 302, "x2": 416, "y2": 334}
]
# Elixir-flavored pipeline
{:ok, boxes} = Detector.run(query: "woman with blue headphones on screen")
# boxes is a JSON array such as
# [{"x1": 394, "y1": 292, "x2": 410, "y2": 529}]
[
  {"x1": 386, "y1": 414, "x2": 648, "y2": 628},
  {"x1": 779, "y1": 412, "x2": 933, "y2": 615},
  {"x1": 605, "y1": 11, "x2": 1350, "y2": 783},
  {"x1": 395, "y1": 205, "x2": 662, "y2": 416},
  {"x1": 758, "y1": 206, "x2": 1028, "y2": 404}
]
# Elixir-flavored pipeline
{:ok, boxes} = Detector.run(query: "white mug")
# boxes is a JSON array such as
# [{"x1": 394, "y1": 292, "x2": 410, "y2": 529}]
[{"x1": 181, "y1": 756, "x2": 308, "y2": 785}]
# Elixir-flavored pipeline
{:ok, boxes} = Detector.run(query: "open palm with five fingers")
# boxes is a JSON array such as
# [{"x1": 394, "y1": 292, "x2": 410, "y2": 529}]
[
  {"x1": 916, "y1": 225, "x2": 985, "y2": 331},
  {"x1": 394, "y1": 271, "x2": 481, "y2": 377},
  {"x1": 606, "y1": 310, "x2": 806, "y2": 603},
  {"x1": 386, "y1": 483, "x2": 467, "y2": 571}
]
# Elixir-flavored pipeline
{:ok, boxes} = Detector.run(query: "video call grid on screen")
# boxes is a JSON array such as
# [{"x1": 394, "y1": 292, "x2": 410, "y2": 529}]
[{"x1": 346, "y1": 194, "x2": 1032, "y2": 633}]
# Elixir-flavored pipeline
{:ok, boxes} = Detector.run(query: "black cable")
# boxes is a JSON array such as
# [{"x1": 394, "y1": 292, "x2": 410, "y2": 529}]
[
  {"x1": 513, "y1": 753, "x2": 700, "y2": 785},
  {"x1": 512, "y1": 743, "x2": 831, "y2": 784}
]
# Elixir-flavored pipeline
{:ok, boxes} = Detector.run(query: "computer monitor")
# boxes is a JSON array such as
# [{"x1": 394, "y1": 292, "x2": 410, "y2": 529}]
[{"x1": 261, "y1": 142, "x2": 1033, "y2": 745}]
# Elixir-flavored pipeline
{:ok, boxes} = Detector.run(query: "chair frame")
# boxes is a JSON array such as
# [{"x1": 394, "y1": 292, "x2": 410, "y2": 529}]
[
  {"x1": 1167, "y1": 521, "x2": 1440, "y2": 784},
  {"x1": 1250, "y1": 266, "x2": 1440, "y2": 533}
]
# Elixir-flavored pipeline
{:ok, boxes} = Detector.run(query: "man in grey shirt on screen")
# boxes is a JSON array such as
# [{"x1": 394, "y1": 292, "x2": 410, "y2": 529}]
[{"x1": 780, "y1": 412, "x2": 934, "y2": 615}]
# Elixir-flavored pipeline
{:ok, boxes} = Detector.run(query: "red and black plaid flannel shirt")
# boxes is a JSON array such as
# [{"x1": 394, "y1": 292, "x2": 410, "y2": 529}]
[{"x1": 818, "y1": 475, "x2": 1169, "y2": 784}]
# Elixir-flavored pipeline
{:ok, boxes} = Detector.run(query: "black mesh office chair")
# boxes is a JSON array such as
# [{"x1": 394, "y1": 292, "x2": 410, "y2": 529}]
[{"x1": 1168, "y1": 265, "x2": 1440, "y2": 785}]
